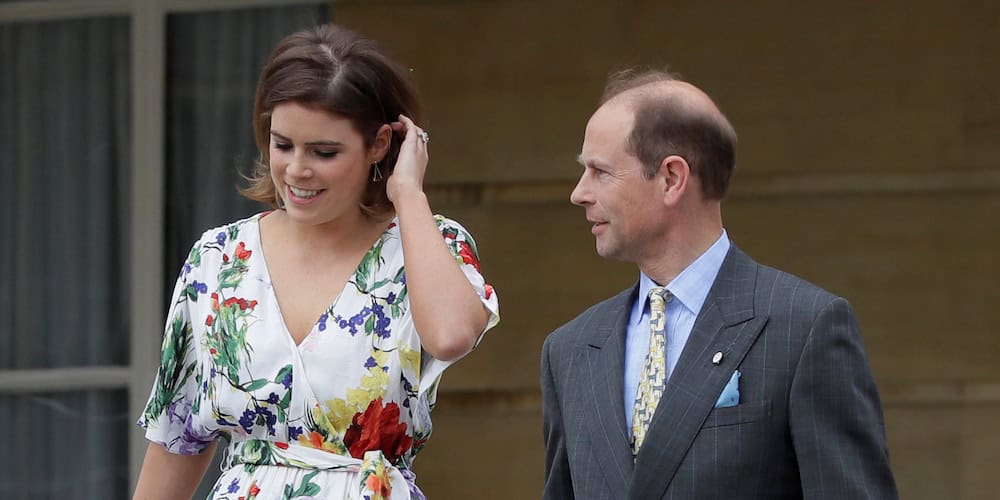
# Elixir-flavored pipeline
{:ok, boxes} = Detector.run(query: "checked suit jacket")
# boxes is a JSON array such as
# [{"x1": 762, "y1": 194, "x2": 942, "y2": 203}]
[{"x1": 541, "y1": 245, "x2": 898, "y2": 499}]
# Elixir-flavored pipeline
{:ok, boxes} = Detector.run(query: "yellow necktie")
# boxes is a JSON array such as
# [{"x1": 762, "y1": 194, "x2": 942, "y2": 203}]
[{"x1": 632, "y1": 286, "x2": 670, "y2": 456}]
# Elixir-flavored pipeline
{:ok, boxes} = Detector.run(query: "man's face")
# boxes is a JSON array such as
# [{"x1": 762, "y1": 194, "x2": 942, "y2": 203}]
[{"x1": 571, "y1": 101, "x2": 665, "y2": 263}]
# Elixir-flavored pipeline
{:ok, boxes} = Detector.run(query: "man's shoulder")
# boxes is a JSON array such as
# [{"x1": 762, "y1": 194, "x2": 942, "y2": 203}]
[{"x1": 751, "y1": 259, "x2": 843, "y2": 313}]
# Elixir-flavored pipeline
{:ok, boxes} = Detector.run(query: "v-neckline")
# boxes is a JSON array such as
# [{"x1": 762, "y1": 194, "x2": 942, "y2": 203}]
[{"x1": 254, "y1": 212, "x2": 396, "y2": 348}]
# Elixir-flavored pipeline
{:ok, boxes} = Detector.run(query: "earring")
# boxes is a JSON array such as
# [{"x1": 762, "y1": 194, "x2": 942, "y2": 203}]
[{"x1": 371, "y1": 162, "x2": 382, "y2": 182}]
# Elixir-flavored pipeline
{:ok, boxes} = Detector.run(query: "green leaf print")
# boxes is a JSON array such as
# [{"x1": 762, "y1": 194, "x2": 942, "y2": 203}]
[
  {"x1": 144, "y1": 316, "x2": 196, "y2": 422},
  {"x1": 282, "y1": 470, "x2": 321, "y2": 499},
  {"x1": 187, "y1": 245, "x2": 202, "y2": 268},
  {"x1": 244, "y1": 378, "x2": 270, "y2": 392},
  {"x1": 354, "y1": 238, "x2": 385, "y2": 292},
  {"x1": 218, "y1": 266, "x2": 247, "y2": 290},
  {"x1": 272, "y1": 364, "x2": 292, "y2": 385}
]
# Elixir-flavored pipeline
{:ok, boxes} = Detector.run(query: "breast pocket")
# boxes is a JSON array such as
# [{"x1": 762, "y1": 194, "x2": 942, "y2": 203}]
[{"x1": 701, "y1": 400, "x2": 771, "y2": 429}]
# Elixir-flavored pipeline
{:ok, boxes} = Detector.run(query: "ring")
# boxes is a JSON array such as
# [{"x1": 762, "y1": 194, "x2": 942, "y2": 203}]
[{"x1": 418, "y1": 130, "x2": 429, "y2": 144}]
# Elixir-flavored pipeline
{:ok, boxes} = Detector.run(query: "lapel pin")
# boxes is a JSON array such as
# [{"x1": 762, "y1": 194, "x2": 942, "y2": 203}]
[{"x1": 712, "y1": 352, "x2": 723, "y2": 365}]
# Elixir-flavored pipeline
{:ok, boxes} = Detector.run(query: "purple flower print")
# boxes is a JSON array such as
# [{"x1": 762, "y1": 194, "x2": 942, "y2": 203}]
[
  {"x1": 238, "y1": 408, "x2": 256, "y2": 433},
  {"x1": 364, "y1": 356, "x2": 378, "y2": 369},
  {"x1": 227, "y1": 478, "x2": 240, "y2": 494},
  {"x1": 317, "y1": 312, "x2": 329, "y2": 332},
  {"x1": 281, "y1": 371, "x2": 293, "y2": 389},
  {"x1": 372, "y1": 304, "x2": 392, "y2": 338},
  {"x1": 191, "y1": 280, "x2": 208, "y2": 294},
  {"x1": 267, "y1": 392, "x2": 280, "y2": 404},
  {"x1": 178, "y1": 414, "x2": 215, "y2": 455},
  {"x1": 215, "y1": 232, "x2": 227, "y2": 246},
  {"x1": 386, "y1": 291, "x2": 397, "y2": 304},
  {"x1": 288, "y1": 425, "x2": 303, "y2": 441},
  {"x1": 258, "y1": 407, "x2": 277, "y2": 435}
]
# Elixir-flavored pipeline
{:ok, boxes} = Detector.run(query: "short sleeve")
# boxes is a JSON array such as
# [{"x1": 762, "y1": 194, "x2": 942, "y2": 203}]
[
  {"x1": 416, "y1": 216, "x2": 501, "y2": 396},
  {"x1": 136, "y1": 241, "x2": 216, "y2": 455},
  {"x1": 433, "y1": 214, "x2": 500, "y2": 335}
]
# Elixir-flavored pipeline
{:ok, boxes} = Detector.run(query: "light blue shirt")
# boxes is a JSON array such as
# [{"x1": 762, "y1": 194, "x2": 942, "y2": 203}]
[{"x1": 624, "y1": 230, "x2": 731, "y2": 432}]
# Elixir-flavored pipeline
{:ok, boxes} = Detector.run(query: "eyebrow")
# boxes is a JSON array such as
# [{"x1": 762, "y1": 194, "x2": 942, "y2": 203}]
[
  {"x1": 270, "y1": 130, "x2": 344, "y2": 147},
  {"x1": 577, "y1": 154, "x2": 610, "y2": 170}
]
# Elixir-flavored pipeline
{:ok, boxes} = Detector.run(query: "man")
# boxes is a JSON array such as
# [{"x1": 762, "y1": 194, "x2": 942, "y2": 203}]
[{"x1": 541, "y1": 69, "x2": 898, "y2": 499}]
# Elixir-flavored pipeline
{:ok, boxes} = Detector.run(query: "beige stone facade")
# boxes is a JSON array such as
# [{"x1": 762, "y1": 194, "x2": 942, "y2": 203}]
[{"x1": 334, "y1": 2, "x2": 1000, "y2": 498}]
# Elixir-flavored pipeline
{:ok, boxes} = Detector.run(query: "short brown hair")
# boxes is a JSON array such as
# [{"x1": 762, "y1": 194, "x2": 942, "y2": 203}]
[
  {"x1": 241, "y1": 24, "x2": 421, "y2": 217},
  {"x1": 602, "y1": 68, "x2": 737, "y2": 199}
]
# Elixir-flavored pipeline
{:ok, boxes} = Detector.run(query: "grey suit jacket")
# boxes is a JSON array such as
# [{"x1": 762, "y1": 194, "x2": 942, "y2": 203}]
[{"x1": 541, "y1": 246, "x2": 898, "y2": 499}]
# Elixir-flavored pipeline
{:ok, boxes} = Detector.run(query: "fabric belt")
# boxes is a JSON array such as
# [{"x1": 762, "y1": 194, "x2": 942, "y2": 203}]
[{"x1": 223, "y1": 439, "x2": 421, "y2": 499}]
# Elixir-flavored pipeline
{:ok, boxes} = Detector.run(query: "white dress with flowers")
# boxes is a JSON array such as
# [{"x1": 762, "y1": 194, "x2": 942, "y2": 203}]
[{"x1": 138, "y1": 212, "x2": 500, "y2": 499}]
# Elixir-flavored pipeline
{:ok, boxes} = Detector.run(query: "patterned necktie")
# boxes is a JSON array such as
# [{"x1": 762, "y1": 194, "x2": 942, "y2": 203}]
[{"x1": 631, "y1": 286, "x2": 671, "y2": 456}]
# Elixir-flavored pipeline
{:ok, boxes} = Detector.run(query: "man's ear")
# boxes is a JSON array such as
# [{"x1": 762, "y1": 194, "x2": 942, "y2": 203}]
[
  {"x1": 370, "y1": 124, "x2": 393, "y2": 163},
  {"x1": 660, "y1": 154, "x2": 691, "y2": 205}
]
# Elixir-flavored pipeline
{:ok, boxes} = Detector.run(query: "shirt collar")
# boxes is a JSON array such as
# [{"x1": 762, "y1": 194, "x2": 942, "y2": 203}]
[{"x1": 631, "y1": 229, "x2": 731, "y2": 324}]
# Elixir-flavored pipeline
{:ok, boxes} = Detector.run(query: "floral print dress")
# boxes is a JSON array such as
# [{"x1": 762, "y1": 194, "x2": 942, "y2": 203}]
[{"x1": 138, "y1": 212, "x2": 499, "y2": 499}]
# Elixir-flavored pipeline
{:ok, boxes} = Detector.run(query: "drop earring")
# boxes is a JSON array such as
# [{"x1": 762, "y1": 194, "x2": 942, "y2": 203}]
[{"x1": 371, "y1": 162, "x2": 382, "y2": 182}]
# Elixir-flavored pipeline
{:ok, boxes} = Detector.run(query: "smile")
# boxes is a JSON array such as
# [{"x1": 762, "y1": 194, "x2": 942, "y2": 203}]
[{"x1": 288, "y1": 186, "x2": 322, "y2": 199}]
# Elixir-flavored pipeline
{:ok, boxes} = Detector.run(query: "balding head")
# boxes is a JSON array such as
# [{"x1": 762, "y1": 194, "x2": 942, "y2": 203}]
[{"x1": 598, "y1": 68, "x2": 737, "y2": 199}]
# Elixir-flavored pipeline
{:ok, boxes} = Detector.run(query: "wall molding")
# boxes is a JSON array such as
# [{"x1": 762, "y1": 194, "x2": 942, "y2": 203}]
[{"x1": 427, "y1": 168, "x2": 1000, "y2": 206}]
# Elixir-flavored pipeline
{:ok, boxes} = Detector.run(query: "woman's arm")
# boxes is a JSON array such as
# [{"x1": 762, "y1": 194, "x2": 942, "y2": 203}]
[
  {"x1": 387, "y1": 115, "x2": 489, "y2": 361},
  {"x1": 132, "y1": 442, "x2": 217, "y2": 500}
]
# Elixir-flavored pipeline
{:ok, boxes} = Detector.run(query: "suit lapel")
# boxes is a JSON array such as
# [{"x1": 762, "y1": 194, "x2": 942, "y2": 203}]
[
  {"x1": 581, "y1": 286, "x2": 637, "y2": 493},
  {"x1": 630, "y1": 246, "x2": 768, "y2": 499}
]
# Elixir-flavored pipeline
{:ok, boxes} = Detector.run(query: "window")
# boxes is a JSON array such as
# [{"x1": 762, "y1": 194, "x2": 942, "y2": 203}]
[{"x1": 0, "y1": 2, "x2": 329, "y2": 497}]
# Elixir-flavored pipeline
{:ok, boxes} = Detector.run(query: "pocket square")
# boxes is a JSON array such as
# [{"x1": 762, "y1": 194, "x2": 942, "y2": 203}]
[{"x1": 715, "y1": 370, "x2": 740, "y2": 408}]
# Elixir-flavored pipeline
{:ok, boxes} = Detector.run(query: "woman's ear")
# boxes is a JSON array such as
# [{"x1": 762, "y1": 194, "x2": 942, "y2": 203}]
[{"x1": 370, "y1": 124, "x2": 393, "y2": 163}]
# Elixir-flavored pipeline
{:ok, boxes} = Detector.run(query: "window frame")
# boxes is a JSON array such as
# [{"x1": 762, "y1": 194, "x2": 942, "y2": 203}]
[{"x1": 0, "y1": 0, "x2": 328, "y2": 491}]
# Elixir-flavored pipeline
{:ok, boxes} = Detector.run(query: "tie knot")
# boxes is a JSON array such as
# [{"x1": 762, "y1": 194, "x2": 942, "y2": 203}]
[{"x1": 648, "y1": 286, "x2": 671, "y2": 312}]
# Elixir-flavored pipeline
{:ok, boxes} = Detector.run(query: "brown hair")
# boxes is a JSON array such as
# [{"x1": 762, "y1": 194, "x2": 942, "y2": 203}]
[
  {"x1": 601, "y1": 68, "x2": 737, "y2": 200},
  {"x1": 241, "y1": 24, "x2": 422, "y2": 217}
]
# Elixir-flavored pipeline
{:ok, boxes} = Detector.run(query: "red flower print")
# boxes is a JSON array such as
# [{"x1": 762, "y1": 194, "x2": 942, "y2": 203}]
[
  {"x1": 248, "y1": 482, "x2": 260, "y2": 497},
  {"x1": 235, "y1": 242, "x2": 252, "y2": 261},
  {"x1": 205, "y1": 315, "x2": 214, "y2": 327},
  {"x1": 221, "y1": 297, "x2": 254, "y2": 311},
  {"x1": 484, "y1": 284, "x2": 494, "y2": 300},
  {"x1": 457, "y1": 241, "x2": 481, "y2": 272},
  {"x1": 275, "y1": 442, "x2": 288, "y2": 449},
  {"x1": 343, "y1": 397, "x2": 413, "y2": 463},
  {"x1": 211, "y1": 293, "x2": 219, "y2": 312},
  {"x1": 222, "y1": 254, "x2": 230, "y2": 263}
]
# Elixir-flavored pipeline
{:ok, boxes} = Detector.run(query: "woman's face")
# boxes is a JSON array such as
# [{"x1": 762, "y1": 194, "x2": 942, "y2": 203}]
[{"x1": 268, "y1": 101, "x2": 375, "y2": 226}]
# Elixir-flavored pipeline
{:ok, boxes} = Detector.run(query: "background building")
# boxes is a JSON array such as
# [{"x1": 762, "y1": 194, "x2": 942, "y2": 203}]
[{"x1": 2, "y1": 1, "x2": 998, "y2": 498}]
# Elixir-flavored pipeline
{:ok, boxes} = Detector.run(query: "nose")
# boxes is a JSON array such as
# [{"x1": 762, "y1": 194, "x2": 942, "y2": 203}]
[
  {"x1": 286, "y1": 151, "x2": 312, "y2": 178},
  {"x1": 570, "y1": 174, "x2": 591, "y2": 207}
]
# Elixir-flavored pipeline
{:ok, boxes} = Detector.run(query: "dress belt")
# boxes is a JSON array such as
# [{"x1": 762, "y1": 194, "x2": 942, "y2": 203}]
[{"x1": 223, "y1": 439, "x2": 422, "y2": 499}]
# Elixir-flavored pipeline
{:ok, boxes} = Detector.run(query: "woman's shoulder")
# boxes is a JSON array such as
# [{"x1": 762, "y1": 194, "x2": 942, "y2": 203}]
[
  {"x1": 190, "y1": 212, "x2": 269, "y2": 249},
  {"x1": 431, "y1": 213, "x2": 475, "y2": 240}
]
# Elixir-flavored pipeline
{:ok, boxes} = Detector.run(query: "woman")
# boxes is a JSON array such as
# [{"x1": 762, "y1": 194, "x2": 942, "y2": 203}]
[{"x1": 134, "y1": 24, "x2": 499, "y2": 499}]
